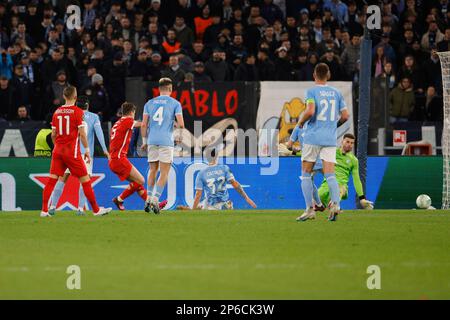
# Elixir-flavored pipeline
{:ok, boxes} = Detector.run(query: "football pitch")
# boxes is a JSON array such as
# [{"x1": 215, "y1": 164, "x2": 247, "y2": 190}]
[{"x1": 0, "y1": 210, "x2": 449, "y2": 300}]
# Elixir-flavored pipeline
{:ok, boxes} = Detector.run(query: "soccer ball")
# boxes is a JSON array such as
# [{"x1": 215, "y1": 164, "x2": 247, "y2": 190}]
[{"x1": 416, "y1": 194, "x2": 432, "y2": 209}]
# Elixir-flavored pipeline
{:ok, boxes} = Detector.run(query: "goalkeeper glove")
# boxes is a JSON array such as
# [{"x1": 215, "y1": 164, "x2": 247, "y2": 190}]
[{"x1": 360, "y1": 198, "x2": 374, "y2": 210}]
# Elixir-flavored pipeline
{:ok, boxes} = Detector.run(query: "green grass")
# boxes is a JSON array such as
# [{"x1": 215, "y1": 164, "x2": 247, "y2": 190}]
[{"x1": 0, "y1": 210, "x2": 449, "y2": 300}]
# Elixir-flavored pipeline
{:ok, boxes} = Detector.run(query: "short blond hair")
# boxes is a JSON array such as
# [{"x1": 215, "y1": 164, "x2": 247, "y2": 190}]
[{"x1": 158, "y1": 77, "x2": 172, "y2": 89}]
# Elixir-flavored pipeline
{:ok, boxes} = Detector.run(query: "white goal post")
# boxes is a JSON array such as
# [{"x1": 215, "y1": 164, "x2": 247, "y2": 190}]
[{"x1": 437, "y1": 51, "x2": 450, "y2": 210}]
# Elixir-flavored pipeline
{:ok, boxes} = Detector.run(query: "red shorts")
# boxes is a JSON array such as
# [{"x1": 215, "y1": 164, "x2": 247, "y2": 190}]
[
  {"x1": 109, "y1": 158, "x2": 132, "y2": 181},
  {"x1": 50, "y1": 151, "x2": 88, "y2": 178}
]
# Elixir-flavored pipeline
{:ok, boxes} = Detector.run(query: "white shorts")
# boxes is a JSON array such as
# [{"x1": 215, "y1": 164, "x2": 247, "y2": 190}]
[
  {"x1": 302, "y1": 144, "x2": 336, "y2": 164},
  {"x1": 147, "y1": 145, "x2": 174, "y2": 163},
  {"x1": 64, "y1": 157, "x2": 93, "y2": 175}
]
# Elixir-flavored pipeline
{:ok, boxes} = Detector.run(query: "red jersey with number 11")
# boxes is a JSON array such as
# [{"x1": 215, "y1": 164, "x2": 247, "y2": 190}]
[
  {"x1": 109, "y1": 117, "x2": 135, "y2": 159},
  {"x1": 51, "y1": 105, "x2": 84, "y2": 157}
]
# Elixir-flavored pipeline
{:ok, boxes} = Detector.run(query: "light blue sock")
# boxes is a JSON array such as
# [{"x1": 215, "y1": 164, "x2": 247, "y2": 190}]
[
  {"x1": 50, "y1": 180, "x2": 65, "y2": 207},
  {"x1": 312, "y1": 183, "x2": 322, "y2": 206},
  {"x1": 78, "y1": 186, "x2": 87, "y2": 210},
  {"x1": 301, "y1": 172, "x2": 314, "y2": 209},
  {"x1": 152, "y1": 184, "x2": 165, "y2": 201},
  {"x1": 325, "y1": 173, "x2": 340, "y2": 205}
]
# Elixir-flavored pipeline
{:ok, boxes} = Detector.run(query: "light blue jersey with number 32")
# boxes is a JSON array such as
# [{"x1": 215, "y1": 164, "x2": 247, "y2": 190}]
[
  {"x1": 302, "y1": 85, "x2": 346, "y2": 146},
  {"x1": 143, "y1": 95, "x2": 183, "y2": 146},
  {"x1": 195, "y1": 165, "x2": 235, "y2": 206}
]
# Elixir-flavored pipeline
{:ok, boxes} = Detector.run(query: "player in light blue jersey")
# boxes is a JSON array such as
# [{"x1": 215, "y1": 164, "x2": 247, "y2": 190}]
[
  {"x1": 49, "y1": 96, "x2": 110, "y2": 215},
  {"x1": 141, "y1": 78, "x2": 184, "y2": 214},
  {"x1": 192, "y1": 149, "x2": 257, "y2": 210},
  {"x1": 297, "y1": 63, "x2": 349, "y2": 222},
  {"x1": 287, "y1": 124, "x2": 325, "y2": 212}
]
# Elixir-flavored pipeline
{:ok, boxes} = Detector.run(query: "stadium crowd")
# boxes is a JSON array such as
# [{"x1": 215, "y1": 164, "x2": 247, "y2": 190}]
[{"x1": 0, "y1": 0, "x2": 448, "y2": 122}]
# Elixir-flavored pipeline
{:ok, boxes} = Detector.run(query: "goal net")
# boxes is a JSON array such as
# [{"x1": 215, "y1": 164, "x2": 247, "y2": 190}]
[{"x1": 437, "y1": 51, "x2": 450, "y2": 209}]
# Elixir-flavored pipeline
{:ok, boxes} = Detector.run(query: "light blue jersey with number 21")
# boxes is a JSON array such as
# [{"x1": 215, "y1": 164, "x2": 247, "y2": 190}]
[
  {"x1": 302, "y1": 85, "x2": 346, "y2": 147},
  {"x1": 143, "y1": 95, "x2": 183, "y2": 146}
]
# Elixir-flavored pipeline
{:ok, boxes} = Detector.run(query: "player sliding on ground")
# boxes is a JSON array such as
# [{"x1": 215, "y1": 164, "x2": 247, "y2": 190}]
[
  {"x1": 109, "y1": 102, "x2": 167, "y2": 211},
  {"x1": 49, "y1": 96, "x2": 110, "y2": 216},
  {"x1": 179, "y1": 149, "x2": 257, "y2": 210},
  {"x1": 318, "y1": 133, "x2": 374, "y2": 210},
  {"x1": 141, "y1": 78, "x2": 184, "y2": 214},
  {"x1": 41, "y1": 86, "x2": 111, "y2": 217},
  {"x1": 297, "y1": 63, "x2": 349, "y2": 222}
]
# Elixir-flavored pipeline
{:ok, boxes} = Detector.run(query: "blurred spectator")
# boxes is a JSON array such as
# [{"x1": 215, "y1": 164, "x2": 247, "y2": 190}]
[
  {"x1": 256, "y1": 49, "x2": 276, "y2": 81},
  {"x1": 234, "y1": 54, "x2": 259, "y2": 81},
  {"x1": 162, "y1": 29, "x2": 182, "y2": 58},
  {"x1": 340, "y1": 34, "x2": 360, "y2": 80},
  {"x1": 203, "y1": 13, "x2": 224, "y2": 47},
  {"x1": 425, "y1": 86, "x2": 444, "y2": 122},
  {"x1": 148, "y1": 52, "x2": 164, "y2": 81},
  {"x1": 45, "y1": 69, "x2": 69, "y2": 115},
  {"x1": 205, "y1": 48, "x2": 232, "y2": 81},
  {"x1": 0, "y1": 75, "x2": 16, "y2": 120},
  {"x1": 82, "y1": 73, "x2": 110, "y2": 119},
  {"x1": 261, "y1": 0, "x2": 284, "y2": 25},
  {"x1": 422, "y1": 46, "x2": 443, "y2": 94},
  {"x1": 323, "y1": 0, "x2": 348, "y2": 27},
  {"x1": 389, "y1": 77, "x2": 415, "y2": 124},
  {"x1": 194, "y1": 4, "x2": 213, "y2": 41},
  {"x1": 397, "y1": 55, "x2": 424, "y2": 94},
  {"x1": 192, "y1": 61, "x2": 212, "y2": 82},
  {"x1": 437, "y1": 26, "x2": 450, "y2": 52},
  {"x1": 274, "y1": 46, "x2": 294, "y2": 81},
  {"x1": 173, "y1": 15, "x2": 195, "y2": 48},
  {"x1": 294, "y1": 51, "x2": 314, "y2": 81},
  {"x1": 421, "y1": 19, "x2": 444, "y2": 50},
  {"x1": 130, "y1": 48, "x2": 152, "y2": 79},
  {"x1": 162, "y1": 55, "x2": 185, "y2": 85},
  {"x1": 16, "y1": 105, "x2": 30, "y2": 122},
  {"x1": 103, "y1": 53, "x2": 128, "y2": 119},
  {"x1": 188, "y1": 41, "x2": 209, "y2": 62},
  {"x1": 12, "y1": 64, "x2": 32, "y2": 110},
  {"x1": 320, "y1": 48, "x2": 345, "y2": 81}
]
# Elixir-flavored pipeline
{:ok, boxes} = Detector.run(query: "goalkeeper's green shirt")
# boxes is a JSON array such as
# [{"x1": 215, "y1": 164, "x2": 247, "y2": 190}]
[{"x1": 335, "y1": 148, "x2": 364, "y2": 197}]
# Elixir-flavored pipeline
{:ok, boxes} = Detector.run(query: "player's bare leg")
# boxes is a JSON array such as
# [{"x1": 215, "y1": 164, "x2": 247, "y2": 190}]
[
  {"x1": 146, "y1": 161, "x2": 170, "y2": 214},
  {"x1": 145, "y1": 161, "x2": 159, "y2": 213},
  {"x1": 298, "y1": 161, "x2": 317, "y2": 221},
  {"x1": 78, "y1": 175, "x2": 112, "y2": 216},
  {"x1": 48, "y1": 172, "x2": 70, "y2": 216},
  {"x1": 322, "y1": 161, "x2": 340, "y2": 221},
  {"x1": 41, "y1": 173, "x2": 60, "y2": 217},
  {"x1": 113, "y1": 166, "x2": 146, "y2": 211}
]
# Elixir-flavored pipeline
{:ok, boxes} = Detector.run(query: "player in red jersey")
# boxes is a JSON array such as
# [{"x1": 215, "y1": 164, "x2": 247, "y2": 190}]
[
  {"x1": 40, "y1": 86, "x2": 112, "y2": 217},
  {"x1": 109, "y1": 102, "x2": 167, "y2": 210}
]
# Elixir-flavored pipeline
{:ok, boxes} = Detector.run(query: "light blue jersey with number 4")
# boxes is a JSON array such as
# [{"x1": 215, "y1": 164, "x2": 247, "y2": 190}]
[
  {"x1": 143, "y1": 95, "x2": 183, "y2": 147},
  {"x1": 303, "y1": 85, "x2": 346, "y2": 146},
  {"x1": 195, "y1": 164, "x2": 235, "y2": 206}
]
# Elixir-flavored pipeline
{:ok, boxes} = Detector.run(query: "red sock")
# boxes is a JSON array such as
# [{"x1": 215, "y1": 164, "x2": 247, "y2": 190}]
[
  {"x1": 119, "y1": 182, "x2": 138, "y2": 201},
  {"x1": 81, "y1": 180, "x2": 100, "y2": 213},
  {"x1": 136, "y1": 184, "x2": 147, "y2": 201},
  {"x1": 42, "y1": 177, "x2": 58, "y2": 212}
]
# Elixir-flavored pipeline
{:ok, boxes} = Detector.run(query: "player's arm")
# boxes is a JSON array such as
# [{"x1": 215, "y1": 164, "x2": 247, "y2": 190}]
[
  {"x1": 337, "y1": 92, "x2": 350, "y2": 125},
  {"x1": 78, "y1": 125, "x2": 91, "y2": 164},
  {"x1": 298, "y1": 99, "x2": 315, "y2": 128},
  {"x1": 192, "y1": 189, "x2": 203, "y2": 210},
  {"x1": 230, "y1": 179, "x2": 257, "y2": 208},
  {"x1": 140, "y1": 114, "x2": 149, "y2": 150},
  {"x1": 133, "y1": 121, "x2": 142, "y2": 128},
  {"x1": 174, "y1": 103, "x2": 185, "y2": 144},
  {"x1": 51, "y1": 128, "x2": 57, "y2": 144},
  {"x1": 94, "y1": 116, "x2": 110, "y2": 159},
  {"x1": 351, "y1": 158, "x2": 374, "y2": 209}
]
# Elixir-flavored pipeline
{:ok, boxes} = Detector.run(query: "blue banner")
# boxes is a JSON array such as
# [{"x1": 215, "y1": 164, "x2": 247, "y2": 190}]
[{"x1": 90, "y1": 157, "x2": 388, "y2": 210}]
